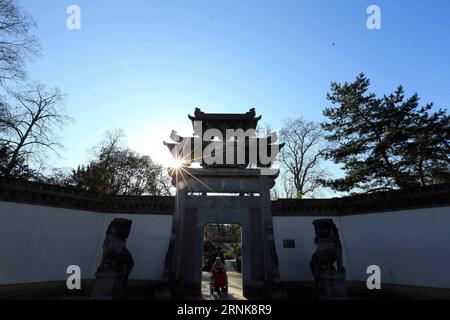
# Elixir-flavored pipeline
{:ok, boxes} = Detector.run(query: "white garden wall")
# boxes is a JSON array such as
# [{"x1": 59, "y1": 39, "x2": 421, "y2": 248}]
[
  {"x1": 274, "y1": 206, "x2": 450, "y2": 289},
  {"x1": 1, "y1": 197, "x2": 449, "y2": 290},
  {"x1": 340, "y1": 207, "x2": 450, "y2": 288},
  {"x1": 273, "y1": 216, "x2": 352, "y2": 282},
  {"x1": 0, "y1": 201, "x2": 173, "y2": 285}
]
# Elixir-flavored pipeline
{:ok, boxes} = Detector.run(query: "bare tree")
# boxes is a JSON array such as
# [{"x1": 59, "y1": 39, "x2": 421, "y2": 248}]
[
  {"x1": 278, "y1": 118, "x2": 329, "y2": 198},
  {"x1": 281, "y1": 171, "x2": 296, "y2": 198},
  {"x1": 0, "y1": 0, "x2": 40, "y2": 84},
  {"x1": 68, "y1": 130, "x2": 173, "y2": 196},
  {"x1": 156, "y1": 168, "x2": 174, "y2": 195},
  {"x1": 0, "y1": 100, "x2": 14, "y2": 132},
  {"x1": 0, "y1": 82, "x2": 67, "y2": 177}
]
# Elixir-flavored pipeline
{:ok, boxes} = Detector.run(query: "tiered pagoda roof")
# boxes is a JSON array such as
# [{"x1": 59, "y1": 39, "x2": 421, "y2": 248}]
[
  {"x1": 188, "y1": 107, "x2": 261, "y2": 136},
  {"x1": 164, "y1": 108, "x2": 284, "y2": 169}
]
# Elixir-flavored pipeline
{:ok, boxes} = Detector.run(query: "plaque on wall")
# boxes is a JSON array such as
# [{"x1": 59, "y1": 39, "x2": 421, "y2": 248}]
[{"x1": 283, "y1": 239, "x2": 295, "y2": 248}]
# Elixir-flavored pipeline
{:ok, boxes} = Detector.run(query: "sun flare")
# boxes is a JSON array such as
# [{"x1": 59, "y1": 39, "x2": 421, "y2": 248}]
[{"x1": 168, "y1": 158, "x2": 184, "y2": 170}]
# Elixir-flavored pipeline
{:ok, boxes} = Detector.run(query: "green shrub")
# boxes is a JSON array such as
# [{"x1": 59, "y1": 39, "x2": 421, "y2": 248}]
[{"x1": 223, "y1": 248, "x2": 235, "y2": 260}]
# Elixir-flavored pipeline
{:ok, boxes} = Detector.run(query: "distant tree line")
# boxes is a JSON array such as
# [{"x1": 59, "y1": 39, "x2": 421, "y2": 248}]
[
  {"x1": 0, "y1": 0, "x2": 67, "y2": 180},
  {"x1": 0, "y1": 0, "x2": 172, "y2": 196},
  {"x1": 1, "y1": 1, "x2": 448, "y2": 198},
  {"x1": 204, "y1": 224, "x2": 242, "y2": 243},
  {"x1": 321, "y1": 73, "x2": 449, "y2": 193},
  {"x1": 276, "y1": 73, "x2": 449, "y2": 197},
  {"x1": 47, "y1": 130, "x2": 172, "y2": 196}
]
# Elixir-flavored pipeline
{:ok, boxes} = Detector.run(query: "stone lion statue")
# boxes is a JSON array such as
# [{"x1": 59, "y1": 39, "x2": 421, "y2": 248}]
[
  {"x1": 310, "y1": 219, "x2": 345, "y2": 275},
  {"x1": 310, "y1": 219, "x2": 347, "y2": 299},
  {"x1": 91, "y1": 218, "x2": 134, "y2": 299},
  {"x1": 97, "y1": 218, "x2": 134, "y2": 275}
]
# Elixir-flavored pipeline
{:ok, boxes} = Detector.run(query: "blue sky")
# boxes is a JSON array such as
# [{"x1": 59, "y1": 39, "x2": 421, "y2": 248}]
[{"x1": 18, "y1": 0, "x2": 450, "y2": 191}]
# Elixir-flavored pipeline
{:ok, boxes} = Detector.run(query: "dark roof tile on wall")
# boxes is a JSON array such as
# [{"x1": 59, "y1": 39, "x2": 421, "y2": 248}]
[
  {"x1": 0, "y1": 178, "x2": 175, "y2": 215},
  {"x1": 1, "y1": 178, "x2": 449, "y2": 216},
  {"x1": 272, "y1": 183, "x2": 450, "y2": 216}
]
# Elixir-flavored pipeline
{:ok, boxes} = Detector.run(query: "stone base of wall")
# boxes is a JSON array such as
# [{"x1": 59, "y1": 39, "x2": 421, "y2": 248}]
[
  {"x1": 283, "y1": 281, "x2": 450, "y2": 300},
  {"x1": 2, "y1": 280, "x2": 449, "y2": 299},
  {"x1": 0, "y1": 280, "x2": 162, "y2": 300}
]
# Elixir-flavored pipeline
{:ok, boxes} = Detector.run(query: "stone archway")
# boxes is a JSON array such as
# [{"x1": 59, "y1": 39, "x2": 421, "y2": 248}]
[
  {"x1": 200, "y1": 221, "x2": 243, "y2": 298},
  {"x1": 161, "y1": 108, "x2": 285, "y2": 299},
  {"x1": 168, "y1": 168, "x2": 282, "y2": 298},
  {"x1": 195, "y1": 209, "x2": 254, "y2": 298}
]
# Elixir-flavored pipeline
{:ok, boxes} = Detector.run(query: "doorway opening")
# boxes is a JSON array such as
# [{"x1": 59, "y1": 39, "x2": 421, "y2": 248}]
[{"x1": 201, "y1": 223, "x2": 244, "y2": 299}]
